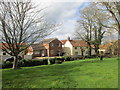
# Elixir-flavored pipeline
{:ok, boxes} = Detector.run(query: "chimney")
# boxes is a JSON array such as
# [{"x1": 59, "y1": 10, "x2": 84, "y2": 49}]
[{"x1": 67, "y1": 36, "x2": 70, "y2": 41}]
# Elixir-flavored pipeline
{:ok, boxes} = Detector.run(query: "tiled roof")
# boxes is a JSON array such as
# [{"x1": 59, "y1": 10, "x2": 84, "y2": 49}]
[
  {"x1": 61, "y1": 40, "x2": 67, "y2": 45},
  {"x1": 61, "y1": 40, "x2": 88, "y2": 47},
  {"x1": 69, "y1": 40, "x2": 87, "y2": 47},
  {"x1": 31, "y1": 43, "x2": 46, "y2": 50},
  {"x1": 61, "y1": 39, "x2": 96, "y2": 48},
  {"x1": 99, "y1": 43, "x2": 113, "y2": 49},
  {"x1": 41, "y1": 38, "x2": 57, "y2": 44}
]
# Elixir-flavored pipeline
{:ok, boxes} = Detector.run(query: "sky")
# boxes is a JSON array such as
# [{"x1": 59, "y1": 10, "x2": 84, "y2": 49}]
[
  {"x1": 46, "y1": 2, "x2": 85, "y2": 40},
  {"x1": 32, "y1": 1, "x2": 88, "y2": 40},
  {"x1": 32, "y1": 0, "x2": 118, "y2": 41}
]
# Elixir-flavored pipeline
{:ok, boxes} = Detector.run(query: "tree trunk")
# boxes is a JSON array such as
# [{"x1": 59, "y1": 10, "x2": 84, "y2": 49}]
[
  {"x1": 118, "y1": 24, "x2": 120, "y2": 39},
  {"x1": 12, "y1": 55, "x2": 19, "y2": 69},
  {"x1": 81, "y1": 50, "x2": 84, "y2": 56},
  {"x1": 88, "y1": 42, "x2": 91, "y2": 56},
  {"x1": 95, "y1": 45, "x2": 99, "y2": 56}
]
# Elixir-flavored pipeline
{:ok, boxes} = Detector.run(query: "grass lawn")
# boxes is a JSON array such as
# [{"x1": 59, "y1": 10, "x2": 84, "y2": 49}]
[{"x1": 2, "y1": 57, "x2": 118, "y2": 88}]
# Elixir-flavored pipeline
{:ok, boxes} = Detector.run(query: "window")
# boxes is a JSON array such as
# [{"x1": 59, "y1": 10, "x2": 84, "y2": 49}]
[
  {"x1": 75, "y1": 47, "x2": 77, "y2": 49},
  {"x1": 75, "y1": 52, "x2": 78, "y2": 55},
  {"x1": 50, "y1": 43, "x2": 54, "y2": 47},
  {"x1": 50, "y1": 50, "x2": 54, "y2": 54},
  {"x1": 58, "y1": 43, "x2": 61, "y2": 47},
  {"x1": 3, "y1": 52, "x2": 6, "y2": 55},
  {"x1": 34, "y1": 51, "x2": 39, "y2": 54},
  {"x1": 101, "y1": 51, "x2": 104, "y2": 54},
  {"x1": 42, "y1": 50, "x2": 45, "y2": 56},
  {"x1": 57, "y1": 50, "x2": 61, "y2": 56},
  {"x1": 81, "y1": 47, "x2": 86, "y2": 49},
  {"x1": 86, "y1": 51, "x2": 88, "y2": 54}
]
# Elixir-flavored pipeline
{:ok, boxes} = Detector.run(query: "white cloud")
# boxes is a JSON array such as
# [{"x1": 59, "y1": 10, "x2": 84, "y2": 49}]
[
  {"x1": 31, "y1": 1, "x2": 85, "y2": 40},
  {"x1": 41, "y1": 2, "x2": 84, "y2": 40}
]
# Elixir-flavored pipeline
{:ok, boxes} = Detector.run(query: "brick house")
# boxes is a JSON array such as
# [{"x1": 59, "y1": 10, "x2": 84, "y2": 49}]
[{"x1": 26, "y1": 38, "x2": 62, "y2": 58}]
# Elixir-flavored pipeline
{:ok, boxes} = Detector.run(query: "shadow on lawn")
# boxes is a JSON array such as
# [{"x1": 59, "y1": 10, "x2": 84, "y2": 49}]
[{"x1": 3, "y1": 58, "x2": 107, "y2": 78}]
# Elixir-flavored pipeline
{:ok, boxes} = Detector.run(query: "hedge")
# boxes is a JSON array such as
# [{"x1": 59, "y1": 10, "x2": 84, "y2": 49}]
[{"x1": 2, "y1": 59, "x2": 48, "y2": 69}]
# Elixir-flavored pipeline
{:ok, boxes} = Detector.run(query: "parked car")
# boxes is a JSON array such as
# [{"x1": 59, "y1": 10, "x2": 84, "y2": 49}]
[
  {"x1": 4, "y1": 56, "x2": 22, "y2": 63},
  {"x1": 4, "y1": 57, "x2": 14, "y2": 63}
]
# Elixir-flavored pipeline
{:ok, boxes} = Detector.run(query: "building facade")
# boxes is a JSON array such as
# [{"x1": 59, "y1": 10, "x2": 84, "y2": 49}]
[
  {"x1": 27, "y1": 38, "x2": 62, "y2": 58},
  {"x1": 61, "y1": 37, "x2": 96, "y2": 56}
]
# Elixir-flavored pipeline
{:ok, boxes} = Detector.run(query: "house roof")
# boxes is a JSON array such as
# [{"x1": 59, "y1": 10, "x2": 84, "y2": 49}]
[
  {"x1": 61, "y1": 40, "x2": 67, "y2": 45},
  {"x1": 61, "y1": 40, "x2": 88, "y2": 47},
  {"x1": 70, "y1": 40, "x2": 87, "y2": 47},
  {"x1": 61, "y1": 39, "x2": 96, "y2": 48},
  {"x1": 99, "y1": 43, "x2": 113, "y2": 49},
  {"x1": 40, "y1": 38, "x2": 57, "y2": 44},
  {"x1": 31, "y1": 43, "x2": 46, "y2": 50}
]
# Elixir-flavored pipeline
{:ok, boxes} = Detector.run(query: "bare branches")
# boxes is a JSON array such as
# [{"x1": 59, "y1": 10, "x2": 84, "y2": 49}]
[{"x1": 0, "y1": 0, "x2": 58, "y2": 69}]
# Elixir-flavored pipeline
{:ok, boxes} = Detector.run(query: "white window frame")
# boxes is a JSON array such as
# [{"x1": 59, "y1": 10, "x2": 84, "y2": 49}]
[
  {"x1": 58, "y1": 43, "x2": 61, "y2": 47},
  {"x1": 50, "y1": 50, "x2": 54, "y2": 54},
  {"x1": 51, "y1": 43, "x2": 54, "y2": 47},
  {"x1": 34, "y1": 51, "x2": 39, "y2": 54},
  {"x1": 42, "y1": 50, "x2": 45, "y2": 56}
]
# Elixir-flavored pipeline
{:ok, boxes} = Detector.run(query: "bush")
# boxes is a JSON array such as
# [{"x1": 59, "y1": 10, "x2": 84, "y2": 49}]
[
  {"x1": 63, "y1": 56, "x2": 74, "y2": 61},
  {"x1": 85, "y1": 55, "x2": 97, "y2": 58},
  {"x1": 21, "y1": 59, "x2": 48, "y2": 67},
  {"x1": 2, "y1": 59, "x2": 48, "y2": 68},
  {"x1": 49, "y1": 58, "x2": 55, "y2": 64},
  {"x1": 63, "y1": 56, "x2": 71, "y2": 61},
  {"x1": 55, "y1": 58, "x2": 64, "y2": 64},
  {"x1": 2, "y1": 61, "x2": 13, "y2": 69}
]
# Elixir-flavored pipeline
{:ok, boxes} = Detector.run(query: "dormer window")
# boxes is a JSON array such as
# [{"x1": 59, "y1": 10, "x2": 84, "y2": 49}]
[{"x1": 50, "y1": 43, "x2": 54, "y2": 47}]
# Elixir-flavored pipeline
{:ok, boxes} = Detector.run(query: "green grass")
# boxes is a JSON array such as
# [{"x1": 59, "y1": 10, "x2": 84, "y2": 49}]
[{"x1": 2, "y1": 57, "x2": 118, "y2": 88}]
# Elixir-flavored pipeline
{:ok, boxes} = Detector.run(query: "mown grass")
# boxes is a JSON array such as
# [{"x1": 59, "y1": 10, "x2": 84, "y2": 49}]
[{"x1": 2, "y1": 57, "x2": 118, "y2": 88}]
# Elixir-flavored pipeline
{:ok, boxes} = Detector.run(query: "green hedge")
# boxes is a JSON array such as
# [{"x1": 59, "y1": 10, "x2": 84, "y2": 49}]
[
  {"x1": 2, "y1": 59, "x2": 48, "y2": 69},
  {"x1": 49, "y1": 58, "x2": 56, "y2": 64},
  {"x1": 2, "y1": 56, "x2": 78, "y2": 69},
  {"x1": 63, "y1": 56, "x2": 74, "y2": 61},
  {"x1": 2, "y1": 62, "x2": 13, "y2": 69}
]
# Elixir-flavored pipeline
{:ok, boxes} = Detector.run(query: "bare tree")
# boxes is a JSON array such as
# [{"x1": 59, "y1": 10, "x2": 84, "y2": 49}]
[
  {"x1": 75, "y1": 3, "x2": 107, "y2": 56},
  {"x1": 98, "y1": 2, "x2": 120, "y2": 38},
  {"x1": 0, "y1": 0, "x2": 59, "y2": 69}
]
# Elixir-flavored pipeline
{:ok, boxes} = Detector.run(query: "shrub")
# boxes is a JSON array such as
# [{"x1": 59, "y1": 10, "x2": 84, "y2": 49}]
[
  {"x1": 21, "y1": 59, "x2": 48, "y2": 67},
  {"x1": 49, "y1": 58, "x2": 55, "y2": 64},
  {"x1": 2, "y1": 59, "x2": 48, "y2": 69},
  {"x1": 55, "y1": 58, "x2": 64, "y2": 64},
  {"x1": 60, "y1": 57, "x2": 65, "y2": 62},
  {"x1": 43, "y1": 59, "x2": 48, "y2": 65},
  {"x1": 85, "y1": 55, "x2": 97, "y2": 58},
  {"x1": 63, "y1": 56, "x2": 71, "y2": 61},
  {"x1": 2, "y1": 61, "x2": 13, "y2": 69}
]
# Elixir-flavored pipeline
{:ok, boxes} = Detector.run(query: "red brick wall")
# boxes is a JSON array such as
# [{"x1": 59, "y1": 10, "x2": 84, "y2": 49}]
[
  {"x1": 27, "y1": 46, "x2": 33, "y2": 55},
  {"x1": 32, "y1": 49, "x2": 47, "y2": 58},
  {"x1": 27, "y1": 39, "x2": 62, "y2": 58},
  {"x1": 49, "y1": 39, "x2": 62, "y2": 57}
]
